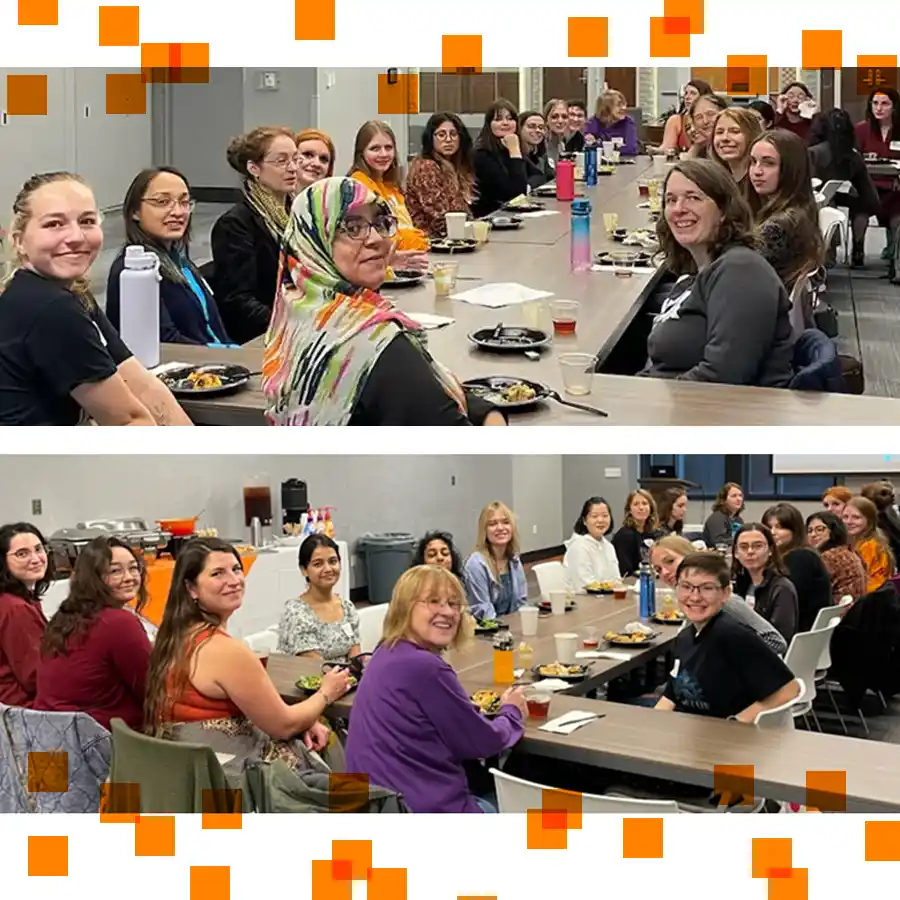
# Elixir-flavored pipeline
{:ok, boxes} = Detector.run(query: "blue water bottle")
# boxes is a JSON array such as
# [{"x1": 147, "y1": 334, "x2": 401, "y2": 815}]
[
  {"x1": 639, "y1": 562, "x2": 656, "y2": 619},
  {"x1": 584, "y1": 145, "x2": 598, "y2": 187},
  {"x1": 570, "y1": 198, "x2": 592, "y2": 272}
]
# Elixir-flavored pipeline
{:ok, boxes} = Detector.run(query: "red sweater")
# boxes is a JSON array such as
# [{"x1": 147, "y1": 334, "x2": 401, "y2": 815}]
[
  {"x1": 34, "y1": 607, "x2": 151, "y2": 731},
  {"x1": 0, "y1": 591, "x2": 48, "y2": 707}
]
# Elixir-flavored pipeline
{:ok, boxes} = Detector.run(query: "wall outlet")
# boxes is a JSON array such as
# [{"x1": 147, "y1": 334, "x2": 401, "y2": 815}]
[
  {"x1": 450, "y1": 475, "x2": 456, "y2": 486},
  {"x1": 31, "y1": 499, "x2": 42, "y2": 515},
  {"x1": 532, "y1": 524, "x2": 538, "y2": 534}
]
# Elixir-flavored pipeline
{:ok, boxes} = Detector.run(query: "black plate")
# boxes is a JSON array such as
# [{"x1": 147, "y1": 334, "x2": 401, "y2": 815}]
[
  {"x1": 605, "y1": 631, "x2": 658, "y2": 647},
  {"x1": 468, "y1": 326, "x2": 551, "y2": 353},
  {"x1": 294, "y1": 673, "x2": 359, "y2": 694},
  {"x1": 473, "y1": 620, "x2": 510, "y2": 634},
  {"x1": 489, "y1": 215, "x2": 523, "y2": 230},
  {"x1": 463, "y1": 376, "x2": 551, "y2": 410},
  {"x1": 585, "y1": 584, "x2": 615, "y2": 595},
  {"x1": 652, "y1": 612, "x2": 686, "y2": 626},
  {"x1": 431, "y1": 238, "x2": 477, "y2": 253},
  {"x1": 595, "y1": 251, "x2": 654, "y2": 268},
  {"x1": 471, "y1": 691, "x2": 503, "y2": 716},
  {"x1": 502, "y1": 201, "x2": 545, "y2": 213},
  {"x1": 532, "y1": 664, "x2": 589, "y2": 682},
  {"x1": 157, "y1": 364, "x2": 252, "y2": 398},
  {"x1": 382, "y1": 269, "x2": 425, "y2": 288},
  {"x1": 611, "y1": 228, "x2": 658, "y2": 246}
]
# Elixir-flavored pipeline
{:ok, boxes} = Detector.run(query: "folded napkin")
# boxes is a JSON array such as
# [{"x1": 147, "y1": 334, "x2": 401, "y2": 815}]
[
  {"x1": 450, "y1": 282, "x2": 555, "y2": 308},
  {"x1": 539, "y1": 710, "x2": 602, "y2": 735},
  {"x1": 515, "y1": 210, "x2": 562, "y2": 219},
  {"x1": 406, "y1": 312, "x2": 455, "y2": 330},
  {"x1": 575, "y1": 650, "x2": 634, "y2": 661},
  {"x1": 532, "y1": 678, "x2": 574, "y2": 693}
]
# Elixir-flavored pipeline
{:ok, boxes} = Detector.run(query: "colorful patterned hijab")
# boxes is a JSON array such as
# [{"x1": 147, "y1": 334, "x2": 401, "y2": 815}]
[{"x1": 262, "y1": 177, "x2": 467, "y2": 426}]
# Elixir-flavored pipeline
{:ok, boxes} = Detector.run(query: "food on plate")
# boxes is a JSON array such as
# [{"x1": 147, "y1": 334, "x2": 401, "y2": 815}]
[
  {"x1": 537, "y1": 662, "x2": 585, "y2": 677},
  {"x1": 586, "y1": 580, "x2": 615, "y2": 592},
  {"x1": 605, "y1": 631, "x2": 650, "y2": 644},
  {"x1": 503, "y1": 383, "x2": 537, "y2": 403},
  {"x1": 622, "y1": 228, "x2": 659, "y2": 249},
  {"x1": 296, "y1": 673, "x2": 358, "y2": 692},
  {"x1": 477, "y1": 618, "x2": 501, "y2": 630},
  {"x1": 471, "y1": 690, "x2": 502, "y2": 715},
  {"x1": 187, "y1": 371, "x2": 224, "y2": 390},
  {"x1": 506, "y1": 195, "x2": 530, "y2": 208},
  {"x1": 622, "y1": 621, "x2": 653, "y2": 635},
  {"x1": 654, "y1": 609, "x2": 685, "y2": 622},
  {"x1": 195, "y1": 527, "x2": 219, "y2": 538}
]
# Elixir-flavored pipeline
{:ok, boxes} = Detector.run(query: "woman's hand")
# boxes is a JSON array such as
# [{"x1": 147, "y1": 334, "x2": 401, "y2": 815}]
[
  {"x1": 303, "y1": 720, "x2": 332, "y2": 752},
  {"x1": 482, "y1": 411, "x2": 507, "y2": 426},
  {"x1": 320, "y1": 668, "x2": 352, "y2": 703},
  {"x1": 501, "y1": 134, "x2": 522, "y2": 158},
  {"x1": 392, "y1": 249, "x2": 430, "y2": 272},
  {"x1": 500, "y1": 687, "x2": 528, "y2": 717},
  {"x1": 775, "y1": 94, "x2": 787, "y2": 116},
  {"x1": 583, "y1": 134, "x2": 597, "y2": 148}
]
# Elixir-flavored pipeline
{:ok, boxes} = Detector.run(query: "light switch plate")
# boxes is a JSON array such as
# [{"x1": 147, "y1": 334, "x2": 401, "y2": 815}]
[{"x1": 604, "y1": 467, "x2": 622, "y2": 478}]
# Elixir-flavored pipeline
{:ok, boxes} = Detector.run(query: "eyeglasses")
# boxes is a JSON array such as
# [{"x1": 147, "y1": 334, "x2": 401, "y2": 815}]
[
  {"x1": 736, "y1": 542, "x2": 768, "y2": 553},
  {"x1": 417, "y1": 597, "x2": 463, "y2": 613},
  {"x1": 676, "y1": 581, "x2": 722, "y2": 598},
  {"x1": 338, "y1": 215, "x2": 398, "y2": 241},
  {"x1": 142, "y1": 197, "x2": 196, "y2": 212},
  {"x1": 7, "y1": 545, "x2": 46, "y2": 561},
  {"x1": 808, "y1": 525, "x2": 829, "y2": 535},
  {"x1": 434, "y1": 130, "x2": 459, "y2": 141},
  {"x1": 265, "y1": 154, "x2": 301, "y2": 169}
]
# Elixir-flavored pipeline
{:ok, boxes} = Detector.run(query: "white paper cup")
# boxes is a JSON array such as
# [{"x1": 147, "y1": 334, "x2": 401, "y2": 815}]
[
  {"x1": 445, "y1": 212, "x2": 468, "y2": 241},
  {"x1": 612, "y1": 137, "x2": 625, "y2": 148},
  {"x1": 549, "y1": 591, "x2": 568, "y2": 615},
  {"x1": 601, "y1": 141, "x2": 615, "y2": 158},
  {"x1": 554, "y1": 632, "x2": 579, "y2": 664},
  {"x1": 520, "y1": 605, "x2": 539, "y2": 636}
]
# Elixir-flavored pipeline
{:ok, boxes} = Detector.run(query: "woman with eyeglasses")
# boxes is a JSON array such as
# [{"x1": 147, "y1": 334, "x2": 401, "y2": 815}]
[
  {"x1": 805, "y1": 511, "x2": 867, "y2": 604},
  {"x1": 518, "y1": 110, "x2": 554, "y2": 189},
  {"x1": 210, "y1": 127, "x2": 299, "y2": 344},
  {"x1": 106, "y1": 167, "x2": 234, "y2": 347},
  {"x1": 345, "y1": 566, "x2": 526, "y2": 812},
  {"x1": 34, "y1": 537, "x2": 152, "y2": 731},
  {"x1": 262, "y1": 177, "x2": 505, "y2": 427},
  {"x1": 0, "y1": 523, "x2": 51, "y2": 707}
]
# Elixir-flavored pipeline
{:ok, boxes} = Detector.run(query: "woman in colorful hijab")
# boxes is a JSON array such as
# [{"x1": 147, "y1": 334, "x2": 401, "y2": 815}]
[{"x1": 262, "y1": 177, "x2": 506, "y2": 427}]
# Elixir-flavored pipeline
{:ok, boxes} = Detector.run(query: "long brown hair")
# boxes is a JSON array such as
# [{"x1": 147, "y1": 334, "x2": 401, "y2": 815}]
[
  {"x1": 656, "y1": 159, "x2": 758, "y2": 276},
  {"x1": 350, "y1": 120, "x2": 402, "y2": 187},
  {"x1": 713, "y1": 482, "x2": 745, "y2": 516},
  {"x1": 143, "y1": 538, "x2": 243, "y2": 733},
  {"x1": 623, "y1": 489, "x2": 660, "y2": 533},
  {"x1": 42, "y1": 537, "x2": 147, "y2": 658},
  {"x1": 475, "y1": 98, "x2": 520, "y2": 158},
  {"x1": 749, "y1": 129, "x2": 824, "y2": 286},
  {"x1": 732, "y1": 522, "x2": 788, "y2": 581},
  {"x1": 657, "y1": 487, "x2": 687, "y2": 534},
  {"x1": 763, "y1": 502, "x2": 808, "y2": 554},
  {"x1": 845, "y1": 496, "x2": 896, "y2": 574}
]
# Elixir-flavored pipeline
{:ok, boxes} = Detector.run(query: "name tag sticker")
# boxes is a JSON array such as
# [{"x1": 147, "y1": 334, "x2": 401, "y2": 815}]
[
  {"x1": 670, "y1": 659, "x2": 680, "y2": 678},
  {"x1": 890, "y1": 141, "x2": 900, "y2": 152},
  {"x1": 343, "y1": 623, "x2": 354, "y2": 637}
]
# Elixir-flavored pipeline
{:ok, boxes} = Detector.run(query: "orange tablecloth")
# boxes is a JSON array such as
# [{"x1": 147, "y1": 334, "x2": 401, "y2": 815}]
[{"x1": 137, "y1": 552, "x2": 258, "y2": 626}]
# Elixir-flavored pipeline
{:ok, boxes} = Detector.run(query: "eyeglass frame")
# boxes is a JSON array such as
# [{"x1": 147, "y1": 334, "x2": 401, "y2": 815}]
[
  {"x1": 142, "y1": 197, "x2": 197, "y2": 212},
  {"x1": 337, "y1": 215, "x2": 398, "y2": 242}
]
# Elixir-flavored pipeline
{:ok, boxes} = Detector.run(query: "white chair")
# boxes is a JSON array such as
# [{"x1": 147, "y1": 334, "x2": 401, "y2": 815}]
[
  {"x1": 811, "y1": 596, "x2": 856, "y2": 736},
  {"x1": 819, "y1": 206, "x2": 849, "y2": 265},
  {"x1": 754, "y1": 678, "x2": 806, "y2": 729},
  {"x1": 818, "y1": 179, "x2": 851, "y2": 206},
  {"x1": 489, "y1": 768, "x2": 681, "y2": 813},
  {"x1": 357, "y1": 604, "x2": 389, "y2": 653},
  {"x1": 783, "y1": 621, "x2": 839, "y2": 731},
  {"x1": 788, "y1": 272, "x2": 814, "y2": 337},
  {"x1": 811, "y1": 177, "x2": 823, "y2": 190},
  {"x1": 532, "y1": 560, "x2": 568, "y2": 603},
  {"x1": 243, "y1": 630, "x2": 278, "y2": 655}
]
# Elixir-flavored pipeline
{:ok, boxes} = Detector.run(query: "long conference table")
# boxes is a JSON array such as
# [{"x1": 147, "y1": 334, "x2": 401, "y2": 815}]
[
  {"x1": 266, "y1": 592, "x2": 900, "y2": 812},
  {"x1": 163, "y1": 159, "x2": 900, "y2": 425}
]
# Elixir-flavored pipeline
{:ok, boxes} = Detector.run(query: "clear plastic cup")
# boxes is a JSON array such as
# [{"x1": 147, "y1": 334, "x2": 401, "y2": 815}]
[
  {"x1": 603, "y1": 212, "x2": 619, "y2": 235},
  {"x1": 471, "y1": 220, "x2": 491, "y2": 244},
  {"x1": 525, "y1": 688, "x2": 551, "y2": 720},
  {"x1": 431, "y1": 262, "x2": 459, "y2": 298},
  {"x1": 611, "y1": 251, "x2": 636, "y2": 279},
  {"x1": 558, "y1": 353, "x2": 594, "y2": 396},
  {"x1": 550, "y1": 299, "x2": 579, "y2": 336}
]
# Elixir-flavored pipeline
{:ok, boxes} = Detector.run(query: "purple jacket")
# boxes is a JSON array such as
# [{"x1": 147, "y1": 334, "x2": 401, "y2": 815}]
[
  {"x1": 344, "y1": 639, "x2": 524, "y2": 812},
  {"x1": 584, "y1": 115, "x2": 638, "y2": 156}
]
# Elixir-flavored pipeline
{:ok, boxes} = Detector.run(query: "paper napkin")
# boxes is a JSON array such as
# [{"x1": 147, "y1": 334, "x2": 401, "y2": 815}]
[
  {"x1": 575, "y1": 650, "x2": 634, "y2": 661},
  {"x1": 539, "y1": 710, "x2": 601, "y2": 735},
  {"x1": 406, "y1": 312, "x2": 455, "y2": 330},
  {"x1": 450, "y1": 282, "x2": 554, "y2": 308}
]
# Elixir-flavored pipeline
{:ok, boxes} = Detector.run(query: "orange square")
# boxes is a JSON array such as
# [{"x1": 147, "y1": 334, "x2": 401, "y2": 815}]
[
  {"x1": 100, "y1": 782, "x2": 140, "y2": 821},
  {"x1": 542, "y1": 787, "x2": 582, "y2": 829},
  {"x1": 190, "y1": 866, "x2": 230, "y2": 900},
  {"x1": 805, "y1": 770, "x2": 845, "y2": 812},
  {"x1": 442, "y1": 35, "x2": 483, "y2": 73},
  {"x1": 328, "y1": 772, "x2": 371, "y2": 813},
  {"x1": 367, "y1": 868, "x2": 407, "y2": 900},
  {"x1": 106, "y1": 73, "x2": 146, "y2": 115},
  {"x1": 526, "y1": 808, "x2": 568, "y2": 849},
  {"x1": 713, "y1": 764, "x2": 755, "y2": 804},
  {"x1": 28, "y1": 751, "x2": 68, "y2": 792},
  {"x1": 295, "y1": 0, "x2": 334, "y2": 39},
  {"x1": 311, "y1": 860, "x2": 352, "y2": 900},
  {"x1": 622, "y1": 818, "x2": 663, "y2": 859},
  {"x1": 18, "y1": 0, "x2": 57, "y2": 25},
  {"x1": 134, "y1": 815, "x2": 176, "y2": 857},
  {"x1": 567, "y1": 18, "x2": 609, "y2": 58},
  {"x1": 7, "y1": 74, "x2": 48, "y2": 116},
  {"x1": 99, "y1": 6, "x2": 139, "y2": 46},
  {"x1": 332, "y1": 841, "x2": 372, "y2": 881},
  {"x1": 767, "y1": 868, "x2": 808, "y2": 900},
  {"x1": 727, "y1": 56, "x2": 768, "y2": 95},
  {"x1": 802, "y1": 30, "x2": 842, "y2": 69},
  {"x1": 752, "y1": 838, "x2": 792, "y2": 878},
  {"x1": 664, "y1": 0, "x2": 703, "y2": 33},
  {"x1": 28, "y1": 836, "x2": 67, "y2": 877},
  {"x1": 377, "y1": 73, "x2": 419, "y2": 115},
  {"x1": 201, "y1": 788, "x2": 242, "y2": 829},
  {"x1": 865, "y1": 821, "x2": 900, "y2": 861},
  {"x1": 649, "y1": 17, "x2": 691, "y2": 58}
]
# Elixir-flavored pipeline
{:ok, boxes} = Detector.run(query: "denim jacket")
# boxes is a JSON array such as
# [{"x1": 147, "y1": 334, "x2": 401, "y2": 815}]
[{"x1": 463, "y1": 552, "x2": 527, "y2": 620}]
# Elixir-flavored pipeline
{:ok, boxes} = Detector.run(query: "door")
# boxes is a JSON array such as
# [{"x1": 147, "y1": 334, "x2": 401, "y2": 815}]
[
  {"x1": 541, "y1": 67, "x2": 588, "y2": 108},
  {"x1": 604, "y1": 68, "x2": 637, "y2": 106}
]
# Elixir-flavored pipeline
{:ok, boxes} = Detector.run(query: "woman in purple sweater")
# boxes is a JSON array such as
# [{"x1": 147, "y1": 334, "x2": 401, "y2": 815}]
[
  {"x1": 344, "y1": 565, "x2": 526, "y2": 812},
  {"x1": 585, "y1": 90, "x2": 639, "y2": 156}
]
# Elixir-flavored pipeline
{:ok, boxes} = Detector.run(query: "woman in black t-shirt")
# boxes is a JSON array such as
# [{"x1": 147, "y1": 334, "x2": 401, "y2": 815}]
[
  {"x1": 612, "y1": 489, "x2": 664, "y2": 576},
  {"x1": 472, "y1": 100, "x2": 529, "y2": 218},
  {"x1": 0, "y1": 172, "x2": 190, "y2": 426}
]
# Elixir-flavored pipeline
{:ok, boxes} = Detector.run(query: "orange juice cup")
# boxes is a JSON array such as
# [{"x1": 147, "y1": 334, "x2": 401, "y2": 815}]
[{"x1": 493, "y1": 648, "x2": 515, "y2": 684}]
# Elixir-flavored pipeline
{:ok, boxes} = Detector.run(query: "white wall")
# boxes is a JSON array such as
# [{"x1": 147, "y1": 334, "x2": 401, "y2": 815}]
[{"x1": 512, "y1": 457, "x2": 564, "y2": 553}]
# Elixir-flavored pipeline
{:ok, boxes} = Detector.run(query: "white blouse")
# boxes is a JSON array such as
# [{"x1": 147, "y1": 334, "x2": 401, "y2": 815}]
[{"x1": 563, "y1": 532, "x2": 620, "y2": 591}]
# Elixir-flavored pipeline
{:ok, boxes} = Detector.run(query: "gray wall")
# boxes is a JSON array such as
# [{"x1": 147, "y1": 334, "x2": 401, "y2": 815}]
[{"x1": 562, "y1": 455, "x2": 639, "y2": 538}]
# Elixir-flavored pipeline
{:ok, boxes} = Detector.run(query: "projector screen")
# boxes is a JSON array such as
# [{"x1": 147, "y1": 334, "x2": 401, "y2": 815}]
[{"x1": 773, "y1": 455, "x2": 900, "y2": 475}]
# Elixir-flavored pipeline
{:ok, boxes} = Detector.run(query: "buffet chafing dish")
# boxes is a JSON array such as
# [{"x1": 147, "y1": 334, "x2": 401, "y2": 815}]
[{"x1": 48, "y1": 518, "x2": 171, "y2": 578}]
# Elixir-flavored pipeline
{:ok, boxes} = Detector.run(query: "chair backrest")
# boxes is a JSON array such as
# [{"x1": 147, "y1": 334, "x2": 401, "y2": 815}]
[
  {"x1": 819, "y1": 179, "x2": 851, "y2": 205},
  {"x1": 532, "y1": 561, "x2": 567, "y2": 602},
  {"x1": 784, "y1": 621, "x2": 839, "y2": 707},
  {"x1": 754, "y1": 678, "x2": 805, "y2": 728},
  {"x1": 818, "y1": 206, "x2": 847, "y2": 244},
  {"x1": 788, "y1": 273, "x2": 814, "y2": 337},
  {"x1": 244, "y1": 630, "x2": 278, "y2": 655},
  {"x1": 811, "y1": 605, "x2": 847, "y2": 670},
  {"x1": 109, "y1": 718, "x2": 230, "y2": 814},
  {"x1": 357, "y1": 604, "x2": 389, "y2": 653},
  {"x1": 489, "y1": 767, "x2": 680, "y2": 813}
]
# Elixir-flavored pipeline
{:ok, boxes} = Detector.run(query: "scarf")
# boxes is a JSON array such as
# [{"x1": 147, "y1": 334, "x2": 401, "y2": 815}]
[
  {"x1": 244, "y1": 178, "x2": 291, "y2": 244},
  {"x1": 261, "y1": 176, "x2": 467, "y2": 426}
]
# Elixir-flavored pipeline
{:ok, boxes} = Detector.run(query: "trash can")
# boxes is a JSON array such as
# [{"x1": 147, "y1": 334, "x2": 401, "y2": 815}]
[{"x1": 357, "y1": 533, "x2": 417, "y2": 605}]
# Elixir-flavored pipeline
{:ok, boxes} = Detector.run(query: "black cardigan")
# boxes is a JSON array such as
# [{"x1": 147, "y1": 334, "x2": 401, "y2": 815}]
[
  {"x1": 734, "y1": 568, "x2": 799, "y2": 644},
  {"x1": 783, "y1": 547, "x2": 832, "y2": 633},
  {"x1": 472, "y1": 147, "x2": 528, "y2": 217},
  {"x1": 210, "y1": 197, "x2": 282, "y2": 345},
  {"x1": 612, "y1": 525, "x2": 662, "y2": 576}
]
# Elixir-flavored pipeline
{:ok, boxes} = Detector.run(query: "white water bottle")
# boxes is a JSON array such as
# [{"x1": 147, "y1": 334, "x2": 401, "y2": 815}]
[{"x1": 119, "y1": 245, "x2": 161, "y2": 368}]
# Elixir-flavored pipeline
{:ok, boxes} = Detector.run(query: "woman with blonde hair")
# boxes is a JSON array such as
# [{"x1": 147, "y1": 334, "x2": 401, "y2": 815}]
[
  {"x1": 345, "y1": 566, "x2": 526, "y2": 812},
  {"x1": 0, "y1": 172, "x2": 188, "y2": 426},
  {"x1": 542, "y1": 98, "x2": 571, "y2": 165},
  {"x1": 612, "y1": 490, "x2": 662, "y2": 576},
  {"x1": 584, "y1": 90, "x2": 638, "y2": 155},
  {"x1": 842, "y1": 497, "x2": 895, "y2": 593},
  {"x1": 349, "y1": 120, "x2": 429, "y2": 268},
  {"x1": 708, "y1": 107, "x2": 763, "y2": 200},
  {"x1": 463, "y1": 502, "x2": 527, "y2": 620}
]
